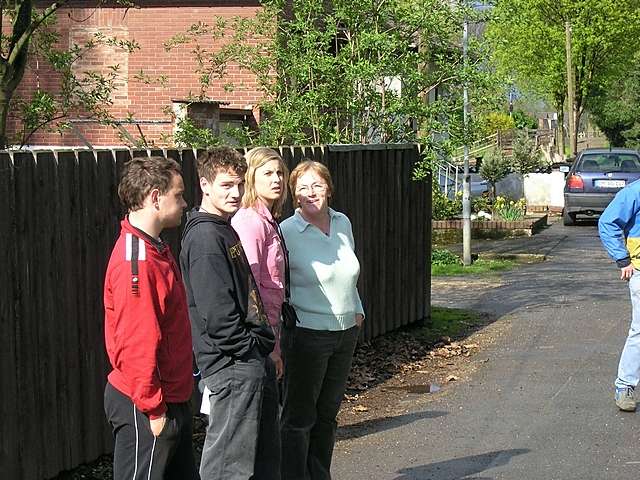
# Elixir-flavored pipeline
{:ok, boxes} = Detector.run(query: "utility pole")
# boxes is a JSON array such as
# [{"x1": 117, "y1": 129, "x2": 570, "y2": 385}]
[
  {"x1": 565, "y1": 21, "x2": 576, "y2": 157},
  {"x1": 462, "y1": 15, "x2": 471, "y2": 266}
]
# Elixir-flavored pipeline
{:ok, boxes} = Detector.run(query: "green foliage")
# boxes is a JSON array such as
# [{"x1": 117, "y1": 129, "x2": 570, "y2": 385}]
[
  {"x1": 432, "y1": 183, "x2": 462, "y2": 220},
  {"x1": 166, "y1": 0, "x2": 502, "y2": 149},
  {"x1": 510, "y1": 130, "x2": 544, "y2": 175},
  {"x1": 173, "y1": 117, "x2": 223, "y2": 149},
  {"x1": 471, "y1": 194, "x2": 492, "y2": 214},
  {"x1": 479, "y1": 148, "x2": 510, "y2": 198},
  {"x1": 511, "y1": 110, "x2": 537, "y2": 130},
  {"x1": 20, "y1": 89, "x2": 56, "y2": 136},
  {"x1": 486, "y1": 0, "x2": 640, "y2": 146},
  {"x1": 480, "y1": 111, "x2": 515, "y2": 137},
  {"x1": 622, "y1": 125, "x2": 640, "y2": 150},
  {"x1": 431, "y1": 248, "x2": 461, "y2": 266},
  {"x1": 588, "y1": 52, "x2": 640, "y2": 147},
  {"x1": 492, "y1": 196, "x2": 526, "y2": 221}
]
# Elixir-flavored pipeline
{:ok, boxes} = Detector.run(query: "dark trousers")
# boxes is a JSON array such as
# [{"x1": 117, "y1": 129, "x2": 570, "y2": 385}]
[
  {"x1": 104, "y1": 382, "x2": 198, "y2": 480},
  {"x1": 256, "y1": 356, "x2": 281, "y2": 480},
  {"x1": 200, "y1": 355, "x2": 280, "y2": 480},
  {"x1": 280, "y1": 326, "x2": 359, "y2": 480}
]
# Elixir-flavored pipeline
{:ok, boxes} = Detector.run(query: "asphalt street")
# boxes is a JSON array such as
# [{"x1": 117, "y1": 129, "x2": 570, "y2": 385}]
[{"x1": 331, "y1": 220, "x2": 637, "y2": 479}]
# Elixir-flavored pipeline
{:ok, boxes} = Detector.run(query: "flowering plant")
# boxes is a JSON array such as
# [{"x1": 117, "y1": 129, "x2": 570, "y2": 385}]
[{"x1": 492, "y1": 196, "x2": 526, "y2": 221}]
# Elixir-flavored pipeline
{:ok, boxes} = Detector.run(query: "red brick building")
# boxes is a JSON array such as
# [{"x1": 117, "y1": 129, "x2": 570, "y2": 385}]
[{"x1": 10, "y1": 1, "x2": 265, "y2": 147}]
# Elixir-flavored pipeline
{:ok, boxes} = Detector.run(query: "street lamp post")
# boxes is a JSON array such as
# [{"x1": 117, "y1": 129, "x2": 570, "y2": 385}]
[{"x1": 462, "y1": 15, "x2": 471, "y2": 266}]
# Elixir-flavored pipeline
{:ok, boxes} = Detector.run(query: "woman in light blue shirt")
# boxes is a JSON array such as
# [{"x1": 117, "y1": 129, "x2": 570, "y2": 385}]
[{"x1": 280, "y1": 160, "x2": 364, "y2": 480}]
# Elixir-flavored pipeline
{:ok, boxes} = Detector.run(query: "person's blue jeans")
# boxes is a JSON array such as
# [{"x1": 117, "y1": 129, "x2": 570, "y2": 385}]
[
  {"x1": 280, "y1": 326, "x2": 359, "y2": 480},
  {"x1": 616, "y1": 271, "x2": 640, "y2": 389},
  {"x1": 200, "y1": 353, "x2": 279, "y2": 480}
]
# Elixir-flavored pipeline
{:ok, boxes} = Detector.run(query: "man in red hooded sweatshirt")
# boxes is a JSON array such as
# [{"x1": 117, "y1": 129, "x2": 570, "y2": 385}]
[{"x1": 103, "y1": 156, "x2": 197, "y2": 480}]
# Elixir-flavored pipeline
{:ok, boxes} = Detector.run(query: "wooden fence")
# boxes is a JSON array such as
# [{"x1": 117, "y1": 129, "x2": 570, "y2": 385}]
[{"x1": 0, "y1": 144, "x2": 431, "y2": 479}]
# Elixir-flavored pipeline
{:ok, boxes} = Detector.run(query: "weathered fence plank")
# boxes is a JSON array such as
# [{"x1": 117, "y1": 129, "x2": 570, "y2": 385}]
[
  {"x1": 35, "y1": 152, "x2": 60, "y2": 476},
  {"x1": 56, "y1": 152, "x2": 84, "y2": 472},
  {"x1": 13, "y1": 152, "x2": 40, "y2": 480},
  {"x1": 0, "y1": 153, "x2": 18, "y2": 480}
]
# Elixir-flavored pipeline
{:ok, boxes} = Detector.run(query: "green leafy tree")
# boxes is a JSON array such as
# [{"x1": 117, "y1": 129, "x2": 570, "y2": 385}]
[
  {"x1": 510, "y1": 130, "x2": 544, "y2": 175},
  {"x1": 0, "y1": 1, "x2": 137, "y2": 148},
  {"x1": 172, "y1": 117, "x2": 224, "y2": 149},
  {"x1": 432, "y1": 182, "x2": 462, "y2": 220},
  {"x1": 486, "y1": 0, "x2": 640, "y2": 155},
  {"x1": 588, "y1": 52, "x2": 640, "y2": 147},
  {"x1": 511, "y1": 110, "x2": 537, "y2": 130},
  {"x1": 165, "y1": 0, "x2": 500, "y2": 152},
  {"x1": 479, "y1": 147, "x2": 509, "y2": 199},
  {"x1": 479, "y1": 111, "x2": 515, "y2": 137}
]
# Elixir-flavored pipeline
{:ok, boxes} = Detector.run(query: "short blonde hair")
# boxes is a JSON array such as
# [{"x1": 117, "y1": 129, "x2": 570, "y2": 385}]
[
  {"x1": 242, "y1": 147, "x2": 289, "y2": 218},
  {"x1": 289, "y1": 160, "x2": 334, "y2": 206}
]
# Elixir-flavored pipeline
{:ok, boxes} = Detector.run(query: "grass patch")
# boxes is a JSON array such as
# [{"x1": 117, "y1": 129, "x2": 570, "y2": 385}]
[
  {"x1": 414, "y1": 306, "x2": 486, "y2": 344},
  {"x1": 431, "y1": 257, "x2": 517, "y2": 276}
]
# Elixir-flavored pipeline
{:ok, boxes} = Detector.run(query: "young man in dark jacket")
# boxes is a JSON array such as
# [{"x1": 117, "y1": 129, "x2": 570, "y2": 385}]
[
  {"x1": 103, "y1": 156, "x2": 197, "y2": 480},
  {"x1": 180, "y1": 147, "x2": 276, "y2": 479}
]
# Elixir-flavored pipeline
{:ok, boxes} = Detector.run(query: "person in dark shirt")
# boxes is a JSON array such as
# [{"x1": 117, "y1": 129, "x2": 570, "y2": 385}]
[{"x1": 180, "y1": 147, "x2": 275, "y2": 479}]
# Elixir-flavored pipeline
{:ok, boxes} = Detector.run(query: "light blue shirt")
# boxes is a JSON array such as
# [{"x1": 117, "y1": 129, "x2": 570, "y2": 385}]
[{"x1": 280, "y1": 208, "x2": 364, "y2": 331}]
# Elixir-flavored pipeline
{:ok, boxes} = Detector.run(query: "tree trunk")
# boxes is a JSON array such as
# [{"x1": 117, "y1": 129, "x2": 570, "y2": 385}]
[
  {"x1": 572, "y1": 108, "x2": 581, "y2": 156},
  {"x1": 0, "y1": 58, "x2": 26, "y2": 149},
  {"x1": 0, "y1": 0, "x2": 34, "y2": 148},
  {"x1": 0, "y1": 87, "x2": 10, "y2": 149},
  {"x1": 557, "y1": 109, "x2": 565, "y2": 157}
]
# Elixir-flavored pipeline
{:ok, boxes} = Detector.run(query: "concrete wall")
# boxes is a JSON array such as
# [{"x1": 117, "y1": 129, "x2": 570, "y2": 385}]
[
  {"x1": 493, "y1": 171, "x2": 565, "y2": 210},
  {"x1": 524, "y1": 171, "x2": 565, "y2": 209}
]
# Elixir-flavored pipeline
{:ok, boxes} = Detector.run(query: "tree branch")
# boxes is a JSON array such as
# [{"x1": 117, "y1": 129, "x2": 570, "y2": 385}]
[
  {"x1": 9, "y1": 0, "x2": 70, "y2": 67},
  {"x1": 20, "y1": 112, "x2": 67, "y2": 147}
]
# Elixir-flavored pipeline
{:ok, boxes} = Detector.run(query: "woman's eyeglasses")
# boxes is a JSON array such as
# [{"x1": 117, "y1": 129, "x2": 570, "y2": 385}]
[{"x1": 295, "y1": 183, "x2": 327, "y2": 194}]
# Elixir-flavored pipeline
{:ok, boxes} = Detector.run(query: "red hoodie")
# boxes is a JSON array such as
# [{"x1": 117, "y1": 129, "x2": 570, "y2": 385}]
[{"x1": 104, "y1": 218, "x2": 193, "y2": 418}]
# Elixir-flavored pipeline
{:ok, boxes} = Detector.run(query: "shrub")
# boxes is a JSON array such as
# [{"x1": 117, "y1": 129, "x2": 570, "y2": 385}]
[
  {"x1": 511, "y1": 130, "x2": 545, "y2": 175},
  {"x1": 512, "y1": 110, "x2": 538, "y2": 130},
  {"x1": 472, "y1": 193, "x2": 492, "y2": 214},
  {"x1": 479, "y1": 148, "x2": 510, "y2": 199},
  {"x1": 173, "y1": 117, "x2": 223, "y2": 149},
  {"x1": 480, "y1": 111, "x2": 515, "y2": 137},
  {"x1": 431, "y1": 248, "x2": 461, "y2": 266},
  {"x1": 432, "y1": 180, "x2": 462, "y2": 220}
]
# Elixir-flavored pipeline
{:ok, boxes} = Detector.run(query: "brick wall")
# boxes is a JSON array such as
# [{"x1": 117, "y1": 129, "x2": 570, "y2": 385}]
[{"x1": 7, "y1": 2, "x2": 265, "y2": 146}]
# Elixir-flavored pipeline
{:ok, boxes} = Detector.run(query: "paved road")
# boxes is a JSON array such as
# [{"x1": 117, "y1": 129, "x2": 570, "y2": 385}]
[{"x1": 332, "y1": 221, "x2": 637, "y2": 479}]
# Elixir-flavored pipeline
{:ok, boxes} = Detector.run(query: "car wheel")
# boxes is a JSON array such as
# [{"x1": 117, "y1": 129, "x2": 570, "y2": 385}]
[{"x1": 563, "y1": 209, "x2": 576, "y2": 226}]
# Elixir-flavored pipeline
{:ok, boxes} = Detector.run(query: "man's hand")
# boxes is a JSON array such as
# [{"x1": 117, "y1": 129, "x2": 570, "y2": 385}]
[
  {"x1": 621, "y1": 264, "x2": 635, "y2": 281},
  {"x1": 149, "y1": 414, "x2": 166, "y2": 437},
  {"x1": 270, "y1": 351, "x2": 284, "y2": 380},
  {"x1": 355, "y1": 313, "x2": 364, "y2": 327}
]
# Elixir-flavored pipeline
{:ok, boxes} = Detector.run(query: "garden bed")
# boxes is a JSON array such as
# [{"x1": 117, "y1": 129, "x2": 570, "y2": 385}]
[{"x1": 432, "y1": 214, "x2": 548, "y2": 245}]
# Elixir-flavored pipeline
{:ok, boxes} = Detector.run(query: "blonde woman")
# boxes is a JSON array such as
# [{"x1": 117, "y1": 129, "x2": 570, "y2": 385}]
[
  {"x1": 280, "y1": 160, "x2": 364, "y2": 480},
  {"x1": 233, "y1": 147, "x2": 288, "y2": 378},
  {"x1": 232, "y1": 147, "x2": 288, "y2": 479}
]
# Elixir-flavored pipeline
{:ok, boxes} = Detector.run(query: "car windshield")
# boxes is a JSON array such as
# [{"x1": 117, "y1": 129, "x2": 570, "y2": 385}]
[{"x1": 577, "y1": 153, "x2": 640, "y2": 173}]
